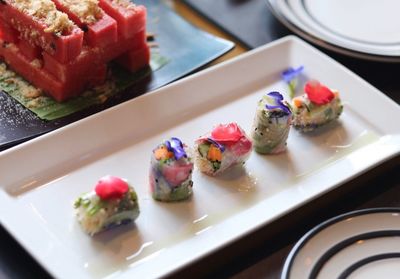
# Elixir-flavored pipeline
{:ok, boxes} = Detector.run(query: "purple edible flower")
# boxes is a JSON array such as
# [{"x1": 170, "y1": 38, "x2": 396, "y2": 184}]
[
  {"x1": 281, "y1": 66, "x2": 304, "y2": 98},
  {"x1": 207, "y1": 137, "x2": 225, "y2": 152},
  {"x1": 265, "y1": 91, "x2": 291, "y2": 115},
  {"x1": 281, "y1": 66, "x2": 304, "y2": 83},
  {"x1": 165, "y1": 137, "x2": 187, "y2": 160},
  {"x1": 267, "y1": 91, "x2": 284, "y2": 101}
]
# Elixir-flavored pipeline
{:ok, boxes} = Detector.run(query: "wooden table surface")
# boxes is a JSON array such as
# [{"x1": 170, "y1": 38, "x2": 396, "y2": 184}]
[{"x1": 171, "y1": 1, "x2": 248, "y2": 64}]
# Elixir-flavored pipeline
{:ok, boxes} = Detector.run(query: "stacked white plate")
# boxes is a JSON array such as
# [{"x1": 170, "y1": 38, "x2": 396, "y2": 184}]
[{"x1": 268, "y1": 0, "x2": 400, "y2": 62}]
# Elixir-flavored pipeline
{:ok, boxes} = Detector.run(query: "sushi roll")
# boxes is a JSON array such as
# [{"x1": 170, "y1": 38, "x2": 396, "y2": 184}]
[
  {"x1": 74, "y1": 175, "x2": 140, "y2": 236},
  {"x1": 149, "y1": 137, "x2": 194, "y2": 202},
  {"x1": 251, "y1": 91, "x2": 292, "y2": 154},
  {"x1": 195, "y1": 123, "x2": 252, "y2": 176},
  {"x1": 292, "y1": 80, "x2": 343, "y2": 132}
]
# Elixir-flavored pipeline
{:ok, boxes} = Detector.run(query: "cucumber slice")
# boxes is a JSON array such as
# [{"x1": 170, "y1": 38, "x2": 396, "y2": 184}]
[{"x1": 198, "y1": 143, "x2": 210, "y2": 157}]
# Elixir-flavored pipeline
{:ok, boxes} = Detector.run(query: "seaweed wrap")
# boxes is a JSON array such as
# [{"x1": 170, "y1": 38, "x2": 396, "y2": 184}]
[
  {"x1": 292, "y1": 80, "x2": 343, "y2": 132},
  {"x1": 251, "y1": 91, "x2": 292, "y2": 154},
  {"x1": 195, "y1": 123, "x2": 252, "y2": 176},
  {"x1": 74, "y1": 175, "x2": 140, "y2": 236},
  {"x1": 149, "y1": 137, "x2": 194, "y2": 202}
]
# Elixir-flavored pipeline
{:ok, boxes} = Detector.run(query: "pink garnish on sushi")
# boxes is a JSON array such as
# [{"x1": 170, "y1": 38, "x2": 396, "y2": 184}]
[
  {"x1": 304, "y1": 80, "x2": 334, "y2": 105},
  {"x1": 95, "y1": 175, "x2": 129, "y2": 200},
  {"x1": 211, "y1": 123, "x2": 252, "y2": 155},
  {"x1": 211, "y1": 123, "x2": 243, "y2": 143}
]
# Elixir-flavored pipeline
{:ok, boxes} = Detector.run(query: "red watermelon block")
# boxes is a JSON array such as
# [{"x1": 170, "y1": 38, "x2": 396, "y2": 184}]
[
  {"x1": 52, "y1": 0, "x2": 118, "y2": 48},
  {"x1": 17, "y1": 40, "x2": 42, "y2": 62},
  {"x1": 101, "y1": 30, "x2": 146, "y2": 62},
  {"x1": 42, "y1": 46, "x2": 107, "y2": 90},
  {"x1": 99, "y1": 0, "x2": 146, "y2": 39},
  {"x1": 86, "y1": 63, "x2": 108, "y2": 88},
  {"x1": 116, "y1": 44, "x2": 150, "y2": 72},
  {"x1": 0, "y1": 39, "x2": 108, "y2": 101},
  {"x1": 1, "y1": 1, "x2": 84, "y2": 63},
  {"x1": 0, "y1": 40, "x2": 70, "y2": 101},
  {"x1": 85, "y1": 14, "x2": 118, "y2": 47},
  {"x1": 0, "y1": 20, "x2": 19, "y2": 44}
]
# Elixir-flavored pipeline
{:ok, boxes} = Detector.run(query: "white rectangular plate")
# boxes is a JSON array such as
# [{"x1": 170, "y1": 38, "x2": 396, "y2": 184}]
[{"x1": 1, "y1": 36, "x2": 399, "y2": 279}]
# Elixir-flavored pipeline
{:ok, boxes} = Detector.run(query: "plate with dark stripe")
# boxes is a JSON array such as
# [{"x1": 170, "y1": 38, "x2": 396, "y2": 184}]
[{"x1": 281, "y1": 208, "x2": 400, "y2": 279}]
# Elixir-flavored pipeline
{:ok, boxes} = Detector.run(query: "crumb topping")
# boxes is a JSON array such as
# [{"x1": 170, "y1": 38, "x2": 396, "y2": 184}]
[
  {"x1": 111, "y1": 0, "x2": 136, "y2": 10},
  {"x1": 22, "y1": 85, "x2": 43, "y2": 99},
  {"x1": 0, "y1": 63, "x2": 44, "y2": 108},
  {"x1": 9, "y1": 0, "x2": 75, "y2": 34},
  {"x1": 0, "y1": 64, "x2": 6, "y2": 75},
  {"x1": 59, "y1": 0, "x2": 103, "y2": 24}
]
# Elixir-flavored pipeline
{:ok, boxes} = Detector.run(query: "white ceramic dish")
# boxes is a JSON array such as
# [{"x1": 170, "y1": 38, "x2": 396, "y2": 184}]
[
  {"x1": 268, "y1": 0, "x2": 400, "y2": 62},
  {"x1": 0, "y1": 36, "x2": 399, "y2": 279},
  {"x1": 282, "y1": 208, "x2": 400, "y2": 279}
]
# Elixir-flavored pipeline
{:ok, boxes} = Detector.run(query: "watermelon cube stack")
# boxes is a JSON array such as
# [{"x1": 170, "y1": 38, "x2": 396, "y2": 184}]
[{"x1": 0, "y1": 0, "x2": 149, "y2": 102}]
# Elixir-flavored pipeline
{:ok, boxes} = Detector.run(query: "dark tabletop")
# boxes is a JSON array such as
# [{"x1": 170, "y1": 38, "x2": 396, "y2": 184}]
[{"x1": 1, "y1": 1, "x2": 399, "y2": 278}]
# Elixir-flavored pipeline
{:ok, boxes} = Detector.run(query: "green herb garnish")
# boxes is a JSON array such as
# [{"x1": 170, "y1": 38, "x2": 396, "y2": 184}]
[
  {"x1": 212, "y1": 161, "x2": 221, "y2": 171},
  {"x1": 87, "y1": 201, "x2": 104, "y2": 216},
  {"x1": 74, "y1": 197, "x2": 82, "y2": 208}
]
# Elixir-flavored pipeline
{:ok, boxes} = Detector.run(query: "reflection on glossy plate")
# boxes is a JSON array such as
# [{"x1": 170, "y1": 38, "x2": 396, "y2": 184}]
[
  {"x1": 282, "y1": 208, "x2": 400, "y2": 279},
  {"x1": 0, "y1": 36, "x2": 399, "y2": 279}
]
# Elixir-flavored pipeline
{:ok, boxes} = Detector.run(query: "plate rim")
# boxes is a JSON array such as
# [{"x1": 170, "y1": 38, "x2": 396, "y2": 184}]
[
  {"x1": 299, "y1": 0, "x2": 400, "y2": 47},
  {"x1": 281, "y1": 207, "x2": 400, "y2": 279}
]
